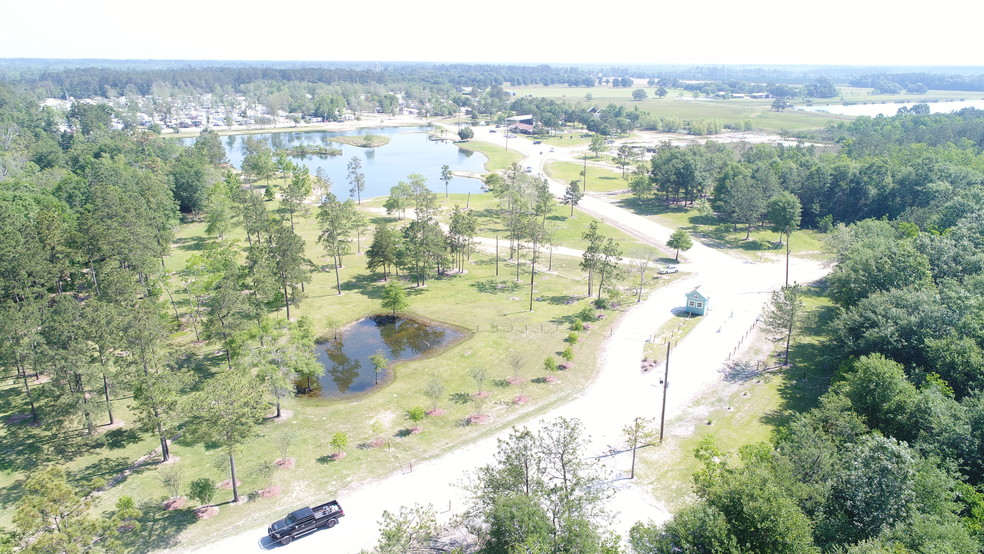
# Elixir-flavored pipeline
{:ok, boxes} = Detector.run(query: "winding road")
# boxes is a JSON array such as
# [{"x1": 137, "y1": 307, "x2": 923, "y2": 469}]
[{"x1": 192, "y1": 124, "x2": 827, "y2": 553}]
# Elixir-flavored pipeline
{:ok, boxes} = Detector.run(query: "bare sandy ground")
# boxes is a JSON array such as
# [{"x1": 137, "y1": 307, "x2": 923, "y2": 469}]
[{"x1": 188, "y1": 124, "x2": 828, "y2": 553}]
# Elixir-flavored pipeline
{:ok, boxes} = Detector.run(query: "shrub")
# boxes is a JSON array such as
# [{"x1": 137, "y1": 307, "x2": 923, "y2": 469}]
[
  {"x1": 818, "y1": 214, "x2": 834, "y2": 233},
  {"x1": 407, "y1": 407, "x2": 426, "y2": 424},
  {"x1": 158, "y1": 465, "x2": 182, "y2": 499},
  {"x1": 570, "y1": 319, "x2": 584, "y2": 331},
  {"x1": 544, "y1": 356, "x2": 558, "y2": 372},
  {"x1": 566, "y1": 332, "x2": 579, "y2": 344},
  {"x1": 329, "y1": 432, "x2": 348, "y2": 453},
  {"x1": 576, "y1": 305, "x2": 597, "y2": 322},
  {"x1": 188, "y1": 478, "x2": 216, "y2": 507},
  {"x1": 561, "y1": 347, "x2": 575, "y2": 361}
]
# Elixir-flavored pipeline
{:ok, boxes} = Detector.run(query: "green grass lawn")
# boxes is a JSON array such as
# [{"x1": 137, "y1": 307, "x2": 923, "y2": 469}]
[
  {"x1": 614, "y1": 197, "x2": 827, "y2": 261},
  {"x1": 454, "y1": 140, "x2": 523, "y2": 171},
  {"x1": 545, "y1": 161, "x2": 629, "y2": 194}
]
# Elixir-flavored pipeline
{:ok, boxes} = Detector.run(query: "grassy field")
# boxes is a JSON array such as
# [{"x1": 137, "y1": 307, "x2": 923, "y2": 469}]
[
  {"x1": 0, "y1": 184, "x2": 675, "y2": 549},
  {"x1": 545, "y1": 161, "x2": 629, "y2": 194},
  {"x1": 614, "y1": 197, "x2": 826, "y2": 262},
  {"x1": 506, "y1": 84, "x2": 984, "y2": 133},
  {"x1": 506, "y1": 85, "x2": 852, "y2": 132}
]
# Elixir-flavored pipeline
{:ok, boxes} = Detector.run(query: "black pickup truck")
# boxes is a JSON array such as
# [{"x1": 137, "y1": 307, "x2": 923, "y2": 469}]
[{"x1": 267, "y1": 500, "x2": 344, "y2": 546}]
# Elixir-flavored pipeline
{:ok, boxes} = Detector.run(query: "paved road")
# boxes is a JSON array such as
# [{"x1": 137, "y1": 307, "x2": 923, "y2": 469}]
[{"x1": 192, "y1": 127, "x2": 827, "y2": 553}]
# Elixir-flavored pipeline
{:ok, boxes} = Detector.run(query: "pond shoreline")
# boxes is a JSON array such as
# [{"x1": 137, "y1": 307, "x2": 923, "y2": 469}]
[{"x1": 308, "y1": 312, "x2": 472, "y2": 401}]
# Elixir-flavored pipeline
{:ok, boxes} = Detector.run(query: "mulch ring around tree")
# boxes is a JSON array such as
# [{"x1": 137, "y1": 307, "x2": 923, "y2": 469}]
[
  {"x1": 409, "y1": 426, "x2": 423, "y2": 435},
  {"x1": 467, "y1": 414, "x2": 490, "y2": 425},
  {"x1": 426, "y1": 408, "x2": 446, "y2": 416},
  {"x1": 275, "y1": 458, "x2": 295, "y2": 469},
  {"x1": 330, "y1": 452, "x2": 347, "y2": 461},
  {"x1": 544, "y1": 376, "x2": 560, "y2": 384},
  {"x1": 259, "y1": 485, "x2": 282, "y2": 499},
  {"x1": 506, "y1": 376, "x2": 525, "y2": 386},
  {"x1": 472, "y1": 391, "x2": 490, "y2": 399},
  {"x1": 268, "y1": 410, "x2": 293, "y2": 423},
  {"x1": 195, "y1": 505, "x2": 219, "y2": 519},
  {"x1": 513, "y1": 395, "x2": 529, "y2": 405},
  {"x1": 368, "y1": 438, "x2": 386, "y2": 448},
  {"x1": 217, "y1": 479, "x2": 242, "y2": 490},
  {"x1": 162, "y1": 497, "x2": 186, "y2": 511}
]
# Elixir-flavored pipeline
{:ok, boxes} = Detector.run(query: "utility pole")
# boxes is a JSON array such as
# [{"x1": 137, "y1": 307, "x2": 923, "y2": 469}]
[
  {"x1": 785, "y1": 229, "x2": 791, "y2": 286},
  {"x1": 495, "y1": 235, "x2": 499, "y2": 277},
  {"x1": 582, "y1": 153, "x2": 588, "y2": 192},
  {"x1": 659, "y1": 341, "x2": 670, "y2": 442}
]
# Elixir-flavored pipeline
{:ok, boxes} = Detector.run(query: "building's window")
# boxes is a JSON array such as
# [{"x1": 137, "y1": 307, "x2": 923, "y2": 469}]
[
  {"x1": 696, "y1": 302, "x2": 704, "y2": 308},
  {"x1": 688, "y1": 300, "x2": 696, "y2": 307}
]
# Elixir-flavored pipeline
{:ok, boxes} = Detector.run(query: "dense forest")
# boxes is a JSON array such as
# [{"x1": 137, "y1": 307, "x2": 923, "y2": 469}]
[{"x1": 3, "y1": 63, "x2": 984, "y2": 551}]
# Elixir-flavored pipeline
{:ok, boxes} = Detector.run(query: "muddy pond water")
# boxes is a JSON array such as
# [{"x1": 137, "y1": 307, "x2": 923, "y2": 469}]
[{"x1": 303, "y1": 315, "x2": 463, "y2": 398}]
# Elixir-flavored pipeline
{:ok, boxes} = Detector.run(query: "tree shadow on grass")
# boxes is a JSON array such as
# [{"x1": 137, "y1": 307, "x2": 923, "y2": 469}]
[
  {"x1": 613, "y1": 197, "x2": 688, "y2": 217},
  {"x1": 118, "y1": 498, "x2": 197, "y2": 553},
  {"x1": 539, "y1": 295, "x2": 583, "y2": 306},
  {"x1": 340, "y1": 273, "x2": 384, "y2": 298},
  {"x1": 719, "y1": 360, "x2": 763, "y2": 383},
  {"x1": 759, "y1": 341, "x2": 834, "y2": 430},
  {"x1": 471, "y1": 279, "x2": 521, "y2": 294},
  {"x1": 102, "y1": 428, "x2": 143, "y2": 450},
  {"x1": 68, "y1": 456, "x2": 135, "y2": 489},
  {"x1": 172, "y1": 235, "x2": 211, "y2": 253}
]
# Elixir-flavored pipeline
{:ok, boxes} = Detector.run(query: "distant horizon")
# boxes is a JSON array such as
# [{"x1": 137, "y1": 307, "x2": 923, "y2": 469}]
[{"x1": 3, "y1": 58, "x2": 984, "y2": 73}]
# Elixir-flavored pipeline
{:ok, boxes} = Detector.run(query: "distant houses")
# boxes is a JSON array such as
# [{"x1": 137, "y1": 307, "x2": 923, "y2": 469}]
[{"x1": 506, "y1": 114, "x2": 535, "y2": 134}]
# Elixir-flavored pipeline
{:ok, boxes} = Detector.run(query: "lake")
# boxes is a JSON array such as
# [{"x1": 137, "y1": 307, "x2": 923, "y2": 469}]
[
  {"x1": 308, "y1": 315, "x2": 464, "y2": 398},
  {"x1": 795, "y1": 98, "x2": 984, "y2": 117},
  {"x1": 179, "y1": 125, "x2": 489, "y2": 200}
]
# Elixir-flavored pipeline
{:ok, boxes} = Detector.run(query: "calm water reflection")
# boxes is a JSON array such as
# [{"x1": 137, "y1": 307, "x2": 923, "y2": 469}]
[
  {"x1": 180, "y1": 125, "x2": 488, "y2": 200},
  {"x1": 309, "y1": 315, "x2": 463, "y2": 398}
]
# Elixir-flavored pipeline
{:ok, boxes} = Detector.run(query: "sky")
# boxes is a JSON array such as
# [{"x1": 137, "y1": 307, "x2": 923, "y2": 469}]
[{"x1": 2, "y1": 0, "x2": 980, "y2": 67}]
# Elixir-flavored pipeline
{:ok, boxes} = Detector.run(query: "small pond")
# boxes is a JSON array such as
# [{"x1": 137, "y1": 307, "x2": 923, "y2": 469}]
[{"x1": 305, "y1": 315, "x2": 463, "y2": 398}]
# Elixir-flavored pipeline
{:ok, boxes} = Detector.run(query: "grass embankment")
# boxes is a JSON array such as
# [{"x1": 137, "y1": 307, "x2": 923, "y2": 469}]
[
  {"x1": 455, "y1": 140, "x2": 523, "y2": 171},
  {"x1": 633, "y1": 284, "x2": 835, "y2": 512},
  {"x1": 0, "y1": 189, "x2": 669, "y2": 550}
]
